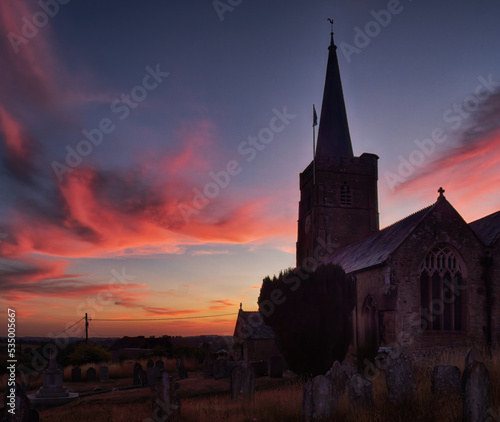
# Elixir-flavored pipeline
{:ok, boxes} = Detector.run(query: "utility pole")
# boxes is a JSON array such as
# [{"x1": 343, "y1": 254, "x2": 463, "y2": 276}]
[{"x1": 85, "y1": 313, "x2": 89, "y2": 344}]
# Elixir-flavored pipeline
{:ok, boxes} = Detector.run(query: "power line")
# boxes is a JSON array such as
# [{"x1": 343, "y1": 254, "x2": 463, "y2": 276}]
[
  {"x1": 92, "y1": 312, "x2": 236, "y2": 322},
  {"x1": 50, "y1": 317, "x2": 85, "y2": 338}
]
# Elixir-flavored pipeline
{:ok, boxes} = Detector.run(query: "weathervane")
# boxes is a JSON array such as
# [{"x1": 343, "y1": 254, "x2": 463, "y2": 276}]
[{"x1": 328, "y1": 18, "x2": 334, "y2": 31}]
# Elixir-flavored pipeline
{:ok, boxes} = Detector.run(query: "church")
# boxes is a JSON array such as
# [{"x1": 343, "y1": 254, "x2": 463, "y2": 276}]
[
  {"x1": 234, "y1": 30, "x2": 500, "y2": 363},
  {"x1": 297, "y1": 29, "x2": 500, "y2": 358}
]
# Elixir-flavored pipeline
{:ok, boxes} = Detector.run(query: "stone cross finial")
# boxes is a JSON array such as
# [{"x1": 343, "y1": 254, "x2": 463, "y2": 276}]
[
  {"x1": 438, "y1": 187, "x2": 445, "y2": 198},
  {"x1": 239, "y1": 303, "x2": 242, "y2": 310}
]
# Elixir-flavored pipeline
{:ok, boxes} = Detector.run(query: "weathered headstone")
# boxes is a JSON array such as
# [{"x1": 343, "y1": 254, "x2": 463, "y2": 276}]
[
  {"x1": 302, "y1": 375, "x2": 335, "y2": 421},
  {"x1": 71, "y1": 367, "x2": 82, "y2": 382},
  {"x1": 155, "y1": 359, "x2": 164, "y2": 370},
  {"x1": 431, "y1": 365, "x2": 461, "y2": 394},
  {"x1": 382, "y1": 350, "x2": 416, "y2": 402},
  {"x1": 231, "y1": 361, "x2": 255, "y2": 401},
  {"x1": 462, "y1": 361, "x2": 490, "y2": 422},
  {"x1": 1, "y1": 382, "x2": 39, "y2": 422},
  {"x1": 133, "y1": 362, "x2": 142, "y2": 385},
  {"x1": 465, "y1": 346, "x2": 482, "y2": 367},
  {"x1": 269, "y1": 356, "x2": 283, "y2": 378},
  {"x1": 326, "y1": 360, "x2": 350, "y2": 399},
  {"x1": 348, "y1": 374, "x2": 374, "y2": 408},
  {"x1": 86, "y1": 367, "x2": 96, "y2": 381},
  {"x1": 152, "y1": 371, "x2": 181, "y2": 422},
  {"x1": 213, "y1": 359, "x2": 230, "y2": 380},
  {"x1": 147, "y1": 359, "x2": 155, "y2": 368},
  {"x1": 139, "y1": 368, "x2": 148, "y2": 387},
  {"x1": 147, "y1": 366, "x2": 157, "y2": 387},
  {"x1": 99, "y1": 365, "x2": 110, "y2": 381},
  {"x1": 203, "y1": 353, "x2": 214, "y2": 378},
  {"x1": 251, "y1": 360, "x2": 267, "y2": 377},
  {"x1": 176, "y1": 358, "x2": 188, "y2": 379}
]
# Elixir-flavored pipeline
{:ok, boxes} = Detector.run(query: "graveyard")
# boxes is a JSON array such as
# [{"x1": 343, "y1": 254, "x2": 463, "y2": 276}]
[{"x1": 1, "y1": 346, "x2": 500, "y2": 421}]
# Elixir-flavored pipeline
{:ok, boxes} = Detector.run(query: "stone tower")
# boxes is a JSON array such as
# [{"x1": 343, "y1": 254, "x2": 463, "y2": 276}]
[{"x1": 296, "y1": 30, "x2": 379, "y2": 266}]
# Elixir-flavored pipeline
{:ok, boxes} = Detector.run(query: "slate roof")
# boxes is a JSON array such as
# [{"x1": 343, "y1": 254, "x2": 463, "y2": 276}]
[
  {"x1": 469, "y1": 211, "x2": 500, "y2": 246},
  {"x1": 233, "y1": 310, "x2": 275, "y2": 340},
  {"x1": 327, "y1": 203, "x2": 435, "y2": 274}
]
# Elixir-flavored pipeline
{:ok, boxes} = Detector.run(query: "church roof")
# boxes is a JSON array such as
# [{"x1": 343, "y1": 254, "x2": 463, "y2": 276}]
[
  {"x1": 233, "y1": 309, "x2": 275, "y2": 340},
  {"x1": 328, "y1": 203, "x2": 435, "y2": 273},
  {"x1": 469, "y1": 210, "x2": 500, "y2": 246}
]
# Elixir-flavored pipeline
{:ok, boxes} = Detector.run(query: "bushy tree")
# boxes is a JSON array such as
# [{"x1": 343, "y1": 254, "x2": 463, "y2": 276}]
[
  {"x1": 258, "y1": 264, "x2": 355, "y2": 376},
  {"x1": 69, "y1": 342, "x2": 111, "y2": 366}
]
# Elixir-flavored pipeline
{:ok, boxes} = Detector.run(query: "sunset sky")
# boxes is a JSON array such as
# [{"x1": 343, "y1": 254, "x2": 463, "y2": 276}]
[{"x1": 1, "y1": 0, "x2": 499, "y2": 338}]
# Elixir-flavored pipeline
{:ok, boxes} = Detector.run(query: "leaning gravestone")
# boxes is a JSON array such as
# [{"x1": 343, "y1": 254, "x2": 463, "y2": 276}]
[
  {"x1": 231, "y1": 361, "x2": 255, "y2": 401},
  {"x1": 152, "y1": 371, "x2": 181, "y2": 422},
  {"x1": 269, "y1": 356, "x2": 283, "y2": 378},
  {"x1": 133, "y1": 362, "x2": 142, "y2": 385},
  {"x1": 382, "y1": 350, "x2": 416, "y2": 402},
  {"x1": 431, "y1": 365, "x2": 461, "y2": 394},
  {"x1": 99, "y1": 365, "x2": 110, "y2": 382},
  {"x1": 302, "y1": 375, "x2": 335, "y2": 421},
  {"x1": 462, "y1": 361, "x2": 490, "y2": 422},
  {"x1": 86, "y1": 367, "x2": 96, "y2": 381},
  {"x1": 71, "y1": 367, "x2": 82, "y2": 382},
  {"x1": 348, "y1": 374, "x2": 374, "y2": 408},
  {"x1": 326, "y1": 360, "x2": 350, "y2": 400}
]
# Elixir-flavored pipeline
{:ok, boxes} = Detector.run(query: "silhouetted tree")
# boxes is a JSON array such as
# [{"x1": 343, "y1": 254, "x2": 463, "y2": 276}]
[
  {"x1": 69, "y1": 342, "x2": 111, "y2": 365},
  {"x1": 258, "y1": 263, "x2": 355, "y2": 376}
]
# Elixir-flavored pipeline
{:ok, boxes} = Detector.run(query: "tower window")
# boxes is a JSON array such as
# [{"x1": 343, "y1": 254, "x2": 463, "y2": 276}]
[
  {"x1": 340, "y1": 182, "x2": 352, "y2": 205},
  {"x1": 420, "y1": 245, "x2": 465, "y2": 331}
]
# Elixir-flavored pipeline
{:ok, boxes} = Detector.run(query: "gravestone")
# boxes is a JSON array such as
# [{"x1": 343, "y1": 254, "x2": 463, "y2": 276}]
[
  {"x1": 99, "y1": 365, "x2": 110, "y2": 381},
  {"x1": 147, "y1": 359, "x2": 155, "y2": 368},
  {"x1": 348, "y1": 374, "x2": 374, "y2": 408},
  {"x1": 213, "y1": 359, "x2": 230, "y2": 380},
  {"x1": 139, "y1": 368, "x2": 148, "y2": 387},
  {"x1": 302, "y1": 375, "x2": 335, "y2": 421},
  {"x1": 147, "y1": 366, "x2": 157, "y2": 388},
  {"x1": 269, "y1": 356, "x2": 283, "y2": 378},
  {"x1": 152, "y1": 371, "x2": 181, "y2": 422},
  {"x1": 176, "y1": 359, "x2": 188, "y2": 379},
  {"x1": 381, "y1": 350, "x2": 416, "y2": 402},
  {"x1": 86, "y1": 367, "x2": 96, "y2": 381},
  {"x1": 462, "y1": 361, "x2": 490, "y2": 422},
  {"x1": 155, "y1": 359, "x2": 164, "y2": 370},
  {"x1": 71, "y1": 367, "x2": 82, "y2": 382},
  {"x1": 326, "y1": 360, "x2": 350, "y2": 399},
  {"x1": 465, "y1": 346, "x2": 482, "y2": 367},
  {"x1": 431, "y1": 365, "x2": 461, "y2": 394},
  {"x1": 251, "y1": 361, "x2": 267, "y2": 377},
  {"x1": 203, "y1": 353, "x2": 214, "y2": 378},
  {"x1": 133, "y1": 362, "x2": 142, "y2": 385},
  {"x1": 1, "y1": 382, "x2": 39, "y2": 422},
  {"x1": 231, "y1": 361, "x2": 255, "y2": 401}
]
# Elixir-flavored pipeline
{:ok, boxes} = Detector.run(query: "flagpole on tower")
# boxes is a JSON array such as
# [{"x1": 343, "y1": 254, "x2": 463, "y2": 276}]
[{"x1": 313, "y1": 105, "x2": 317, "y2": 185}]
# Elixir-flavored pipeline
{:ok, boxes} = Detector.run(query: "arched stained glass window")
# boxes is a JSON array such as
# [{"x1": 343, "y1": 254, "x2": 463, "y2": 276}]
[{"x1": 420, "y1": 245, "x2": 465, "y2": 331}]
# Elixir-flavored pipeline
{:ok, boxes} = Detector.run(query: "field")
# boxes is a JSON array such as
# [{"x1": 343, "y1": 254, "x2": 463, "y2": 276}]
[{"x1": 2, "y1": 350, "x2": 500, "y2": 421}]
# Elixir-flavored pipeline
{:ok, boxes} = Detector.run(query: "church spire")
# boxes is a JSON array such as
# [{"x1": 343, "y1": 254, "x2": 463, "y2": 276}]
[{"x1": 316, "y1": 21, "x2": 353, "y2": 158}]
